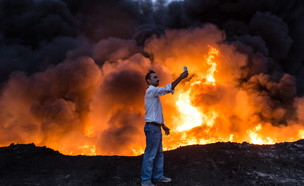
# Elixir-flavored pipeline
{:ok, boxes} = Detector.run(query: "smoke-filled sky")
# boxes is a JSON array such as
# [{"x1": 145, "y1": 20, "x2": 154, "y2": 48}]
[{"x1": 1, "y1": 0, "x2": 304, "y2": 155}]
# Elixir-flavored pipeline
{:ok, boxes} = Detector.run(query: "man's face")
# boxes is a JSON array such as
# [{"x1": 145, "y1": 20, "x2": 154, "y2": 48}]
[{"x1": 147, "y1": 73, "x2": 159, "y2": 87}]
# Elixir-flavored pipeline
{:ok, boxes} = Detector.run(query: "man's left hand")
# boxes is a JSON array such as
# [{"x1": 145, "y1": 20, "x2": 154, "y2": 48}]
[{"x1": 161, "y1": 124, "x2": 170, "y2": 135}]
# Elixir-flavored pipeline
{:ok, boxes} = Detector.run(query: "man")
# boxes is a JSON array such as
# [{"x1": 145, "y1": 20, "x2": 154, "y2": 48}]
[{"x1": 141, "y1": 69, "x2": 188, "y2": 186}]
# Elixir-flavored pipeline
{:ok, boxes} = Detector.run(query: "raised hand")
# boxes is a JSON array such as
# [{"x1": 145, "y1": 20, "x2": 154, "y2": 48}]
[{"x1": 181, "y1": 70, "x2": 188, "y2": 79}]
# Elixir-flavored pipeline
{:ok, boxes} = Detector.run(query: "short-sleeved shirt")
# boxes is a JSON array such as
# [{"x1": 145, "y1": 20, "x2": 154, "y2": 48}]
[{"x1": 145, "y1": 83, "x2": 174, "y2": 123}]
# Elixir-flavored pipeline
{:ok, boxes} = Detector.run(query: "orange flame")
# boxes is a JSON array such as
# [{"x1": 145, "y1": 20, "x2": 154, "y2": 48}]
[
  {"x1": 78, "y1": 145, "x2": 97, "y2": 156},
  {"x1": 176, "y1": 92, "x2": 202, "y2": 131},
  {"x1": 158, "y1": 45, "x2": 304, "y2": 154},
  {"x1": 53, "y1": 45, "x2": 304, "y2": 155},
  {"x1": 175, "y1": 46, "x2": 219, "y2": 133},
  {"x1": 205, "y1": 46, "x2": 219, "y2": 85},
  {"x1": 247, "y1": 124, "x2": 274, "y2": 145},
  {"x1": 3, "y1": 40, "x2": 304, "y2": 157}
]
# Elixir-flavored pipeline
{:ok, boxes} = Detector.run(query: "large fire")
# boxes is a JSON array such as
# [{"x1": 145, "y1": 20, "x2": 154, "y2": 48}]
[
  {"x1": 129, "y1": 45, "x2": 304, "y2": 156},
  {"x1": 147, "y1": 45, "x2": 303, "y2": 156},
  {"x1": 1, "y1": 27, "x2": 304, "y2": 156},
  {"x1": 175, "y1": 46, "x2": 218, "y2": 132}
]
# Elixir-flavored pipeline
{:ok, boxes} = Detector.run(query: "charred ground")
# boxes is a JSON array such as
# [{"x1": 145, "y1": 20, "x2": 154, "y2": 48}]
[{"x1": 1, "y1": 141, "x2": 304, "y2": 186}]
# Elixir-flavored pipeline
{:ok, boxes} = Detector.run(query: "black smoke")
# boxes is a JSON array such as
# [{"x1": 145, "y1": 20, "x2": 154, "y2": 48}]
[
  {"x1": 0, "y1": 0, "x2": 304, "y2": 154},
  {"x1": 1, "y1": 0, "x2": 303, "y2": 91}
]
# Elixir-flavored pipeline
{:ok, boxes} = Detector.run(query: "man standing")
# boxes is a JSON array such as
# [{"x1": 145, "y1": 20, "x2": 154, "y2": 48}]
[{"x1": 141, "y1": 69, "x2": 188, "y2": 186}]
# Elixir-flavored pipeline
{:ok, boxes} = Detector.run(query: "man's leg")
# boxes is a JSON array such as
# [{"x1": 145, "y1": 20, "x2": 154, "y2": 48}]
[
  {"x1": 152, "y1": 136, "x2": 163, "y2": 180},
  {"x1": 141, "y1": 125, "x2": 161, "y2": 184},
  {"x1": 152, "y1": 128, "x2": 171, "y2": 183}
]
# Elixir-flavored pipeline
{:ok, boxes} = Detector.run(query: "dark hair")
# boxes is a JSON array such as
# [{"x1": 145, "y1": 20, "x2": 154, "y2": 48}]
[{"x1": 145, "y1": 70, "x2": 155, "y2": 85}]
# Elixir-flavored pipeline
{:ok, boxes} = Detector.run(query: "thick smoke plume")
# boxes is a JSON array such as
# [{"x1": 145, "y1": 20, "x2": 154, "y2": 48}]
[{"x1": 0, "y1": 0, "x2": 304, "y2": 155}]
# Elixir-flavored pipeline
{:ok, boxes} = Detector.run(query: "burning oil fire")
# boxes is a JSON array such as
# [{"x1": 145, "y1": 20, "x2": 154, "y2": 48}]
[
  {"x1": 1, "y1": 27, "x2": 304, "y2": 156},
  {"x1": 176, "y1": 46, "x2": 219, "y2": 131},
  {"x1": 152, "y1": 44, "x2": 304, "y2": 156}
]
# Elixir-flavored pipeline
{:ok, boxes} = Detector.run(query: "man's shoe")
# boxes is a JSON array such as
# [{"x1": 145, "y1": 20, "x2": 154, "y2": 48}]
[
  {"x1": 154, "y1": 176, "x2": 171, "y2": 183},
  {"x1": 141, "y1": 182, "x2": 155, "y2": 186}
]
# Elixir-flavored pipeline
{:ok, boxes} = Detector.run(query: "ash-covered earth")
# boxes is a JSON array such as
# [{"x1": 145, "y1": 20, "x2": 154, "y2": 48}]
[{"x1": 1, "y1": 140, "x2": 304, "y2": 186}]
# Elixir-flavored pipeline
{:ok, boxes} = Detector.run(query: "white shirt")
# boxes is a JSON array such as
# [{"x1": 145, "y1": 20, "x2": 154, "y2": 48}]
[{"x1": 145, "y1": 83, "x2": 174, "y2": 123}]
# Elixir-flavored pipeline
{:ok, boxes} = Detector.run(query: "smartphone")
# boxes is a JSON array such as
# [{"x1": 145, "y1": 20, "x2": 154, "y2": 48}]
[{"x1": 183, "y1": 66, "x2": 187, "y2": 72}]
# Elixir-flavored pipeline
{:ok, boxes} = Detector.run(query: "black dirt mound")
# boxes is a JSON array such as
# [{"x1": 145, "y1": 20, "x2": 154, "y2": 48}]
[{"x1": 1, "y1": 141, "x2": 304, "y2": 185}]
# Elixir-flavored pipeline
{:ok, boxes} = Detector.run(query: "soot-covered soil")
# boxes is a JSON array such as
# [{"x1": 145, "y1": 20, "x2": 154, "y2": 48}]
[{"x1": 1, "y1": 140, "x2": 304, "y2": 186}]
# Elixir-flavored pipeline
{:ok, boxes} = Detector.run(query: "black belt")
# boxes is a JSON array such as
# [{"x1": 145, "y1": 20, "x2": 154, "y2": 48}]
[{"x1": 146, "y1": 122, "x2": 162, "y2": 127}]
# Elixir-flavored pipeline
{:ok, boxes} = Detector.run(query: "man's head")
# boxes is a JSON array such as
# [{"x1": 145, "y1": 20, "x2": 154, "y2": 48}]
[{"x1": 145, "y1": 70, "x2": 159, "y2": 87}]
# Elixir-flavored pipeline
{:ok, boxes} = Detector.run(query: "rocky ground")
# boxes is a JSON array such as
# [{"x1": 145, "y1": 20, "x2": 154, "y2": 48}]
[{"x1": 1, "y1": 140, "x2": 304, "y2": 186}]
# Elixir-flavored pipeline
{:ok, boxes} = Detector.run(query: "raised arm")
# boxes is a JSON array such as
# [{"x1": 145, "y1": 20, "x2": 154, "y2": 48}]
[{"x1": 171, "y1": 71, "x2": 188, "y2": 90}]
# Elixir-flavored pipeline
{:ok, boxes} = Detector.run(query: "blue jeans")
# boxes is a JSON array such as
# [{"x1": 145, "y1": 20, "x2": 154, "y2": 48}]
[{"x1": 141, "y1": 124, "x2": 164, "y2": 183}]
